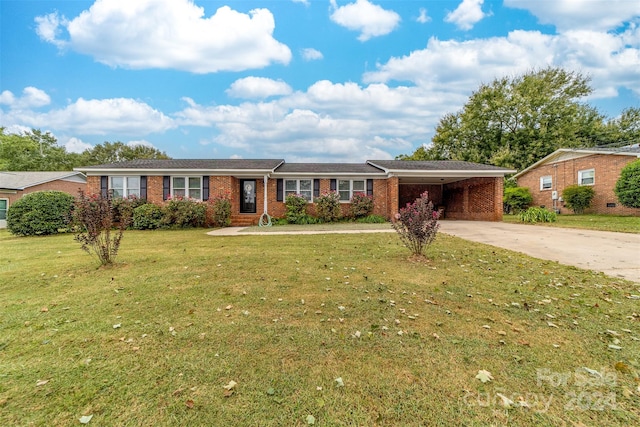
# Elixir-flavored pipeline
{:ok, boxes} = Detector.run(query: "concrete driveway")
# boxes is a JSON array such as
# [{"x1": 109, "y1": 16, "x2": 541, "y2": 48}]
[{"x1": 438, "y1": 221, "x2": 640, "y2": 284}]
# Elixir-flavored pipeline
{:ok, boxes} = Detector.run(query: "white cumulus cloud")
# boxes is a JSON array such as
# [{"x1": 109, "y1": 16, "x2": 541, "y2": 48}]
[
  {"x1": 301, "y1": 48, "x2": 324, "y2": 61},
  {"x1": 330, "y1": 0, "x2": 401, "y2": 41},
  {"x1": 65, "y1": 137, "x2": 93, "y2": 153},
  {"x1": 505, "y1": 0, "x2": 640, "y2": 32},
  {"x1": 417, "y1": 8, "x2": 431, "y2": 24},
  {"x1": 226, "y1": 77, "x2": 293, "y2": 99},
  {"x1": 0, "y1": 87, "x2": 51, "y2": 109},
  {"x1": 445, "y1": 0, "x2": 488, "y2": 31},
  {"x1": 34, "y1": 0, "x2": 292, "y2": 73}
]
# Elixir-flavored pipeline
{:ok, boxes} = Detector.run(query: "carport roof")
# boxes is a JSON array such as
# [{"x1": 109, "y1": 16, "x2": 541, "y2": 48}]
[{"x1": 0, "y1": 171, "x2": 86, "y2": 190}]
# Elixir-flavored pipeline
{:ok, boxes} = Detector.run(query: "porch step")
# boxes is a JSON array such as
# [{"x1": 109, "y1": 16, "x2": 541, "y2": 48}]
[{"x1": 230, "y1": 215, "x2": 259, "y2": 227}]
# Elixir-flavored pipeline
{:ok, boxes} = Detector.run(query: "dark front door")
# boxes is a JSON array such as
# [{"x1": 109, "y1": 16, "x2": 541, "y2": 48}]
[{"x1": 240, "y1": 180, "x2": 256, "y2": 213}]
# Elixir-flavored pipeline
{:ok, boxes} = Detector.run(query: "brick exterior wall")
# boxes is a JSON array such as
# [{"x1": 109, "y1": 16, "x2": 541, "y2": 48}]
[
  {"x1": 82, "y1": 173, "x2": 506, "y2": 225},
  {"x1": 516, "y1": 154, "x2": 640, "y2": 216},
  {"x1": 442, "y1": 177, "x2": 503, "y2": 221},
  {"x1": 2, "y1": 179, "x2": 86, "y2": 208}
]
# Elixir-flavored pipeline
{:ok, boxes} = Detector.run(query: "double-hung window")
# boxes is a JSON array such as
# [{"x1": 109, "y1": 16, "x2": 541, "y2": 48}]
[
  {"x1": 540, "y1": 176, "x2": 552, "y2": 190},
  {"x1": 338, "y1": 180, "x2": 365, "y2": 202},
  {"x1": 173, "y1": 177, "x2": 202, "y2": 200},
  {"x1": 111, "y1": 176, "x2": 140, "y2": 198},
  {"x1": 284, "y1": 179, "x2": 313, "y2": 201},
  {"x1": 0, "y1": 199, "x2": 7, "y2": 221},
  {"x1": 578, "y1": 169, "x2": 595, "y2": 186}
]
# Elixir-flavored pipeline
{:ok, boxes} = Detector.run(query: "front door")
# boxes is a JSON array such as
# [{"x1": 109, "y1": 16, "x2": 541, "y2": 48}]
[{"x1": 240, "y1": 180, "x2": 256, "y2": 213}]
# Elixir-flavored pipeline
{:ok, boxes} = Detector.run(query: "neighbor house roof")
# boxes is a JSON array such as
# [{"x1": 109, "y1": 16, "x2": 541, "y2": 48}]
[
  {"x1": 513, "y1": 147, "x2": 640, "y2": 179},
  {"x1": 0, "y1": 171, "x2": 86, "y2": 190}
]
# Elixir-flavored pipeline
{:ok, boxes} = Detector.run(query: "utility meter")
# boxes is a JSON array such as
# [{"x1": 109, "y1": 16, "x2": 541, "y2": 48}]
[{"x1": 551, "y1": 191, "x2": 558, "y2": 200}]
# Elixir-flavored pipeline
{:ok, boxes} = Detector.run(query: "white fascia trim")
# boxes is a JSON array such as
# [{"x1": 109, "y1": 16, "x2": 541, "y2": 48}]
[
  {"x1": 389, "y1": 170, "x2": 515, "y2": 178},
  {"x1": 271, "y1": 172, "x2": 385, "y2": 179}
]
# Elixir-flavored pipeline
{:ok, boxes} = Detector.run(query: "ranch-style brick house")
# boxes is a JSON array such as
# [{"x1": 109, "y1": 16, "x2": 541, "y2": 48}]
[
  {"x1": 514, "y1": 147, "x2": 640, "y2": 216},
  {"x1": 76, "y1": 159, "x2": 515, "y2": 226},
  {"x1": 0, "y1": 171, "x2": 87, "y2": 228}
]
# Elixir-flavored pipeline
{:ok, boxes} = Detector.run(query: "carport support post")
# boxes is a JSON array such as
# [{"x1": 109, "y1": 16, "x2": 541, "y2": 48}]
[{"x1": 263, "y1": 175, "x2": 269, "y2": 215}]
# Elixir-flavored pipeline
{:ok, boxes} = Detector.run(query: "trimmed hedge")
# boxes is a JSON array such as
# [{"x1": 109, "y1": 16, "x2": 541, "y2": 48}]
[{"x1": 7, "y1": 191, "x2": 75, "y2": 236}]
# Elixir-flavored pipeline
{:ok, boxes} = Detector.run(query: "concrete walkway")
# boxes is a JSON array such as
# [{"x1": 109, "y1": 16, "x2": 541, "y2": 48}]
[{"x1": 207, "y1": 222, "x2": 640, "y2": 283}]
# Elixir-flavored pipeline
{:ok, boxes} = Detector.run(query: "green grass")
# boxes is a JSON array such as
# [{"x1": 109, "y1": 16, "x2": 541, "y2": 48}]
[
  {"x1": 1, "y1": 228, "x2": 639, "y2": 426},
  {"x1": 503, "y1": 213, "x2": 640, "y2": 234}
]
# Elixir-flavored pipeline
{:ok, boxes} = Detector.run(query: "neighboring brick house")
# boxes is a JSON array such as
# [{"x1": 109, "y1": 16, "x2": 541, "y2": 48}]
[
  {"x1": 76, "y1": 159, "x2": 514, "y2": 226},
  {"x1": 0, "y1": 171, "x2": 87, "y2": 228},
  {"x1": 513, "y1": 147, "x2": 640, "y2": 215}
]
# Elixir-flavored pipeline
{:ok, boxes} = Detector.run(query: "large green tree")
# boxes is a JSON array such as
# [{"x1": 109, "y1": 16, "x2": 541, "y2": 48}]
[
  {"x1": 0, "y1": 129, "x2": 171, "y2": 171},
  {"x1": 399, "y1": 68, "x2": 611, "y2": 171},
  {"x1": 0, "y1": 129, "x2": 77, "y2": 171},
  {"x1": 79, "y1": 141, "x2": 170, "y2": 165}
]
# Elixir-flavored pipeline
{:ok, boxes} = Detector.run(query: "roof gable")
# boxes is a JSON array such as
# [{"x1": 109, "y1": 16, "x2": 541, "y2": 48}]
[{"x1": 0, "y1": 171, "x2": 86, "y2": 190}]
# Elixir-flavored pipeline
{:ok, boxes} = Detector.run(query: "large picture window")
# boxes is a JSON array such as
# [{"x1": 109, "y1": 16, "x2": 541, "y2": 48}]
[
  {"x1": 173, "y1": 177, "x2": 202, "y2": 199},
  {"x1": 110, "y1": 176, "x2": 140, "y2": 198},
  {"x1": 338, "y1": 180, "x2": 365, "y2": 202},
  {"x1": 578, "y1": 169, "x2": 595, "y2": 186},
  {"x1": 285, "y1": 179, "x2": 313, "y2": 201}
]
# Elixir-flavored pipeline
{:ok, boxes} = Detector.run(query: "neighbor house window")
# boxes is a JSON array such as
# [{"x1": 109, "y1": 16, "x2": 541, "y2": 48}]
[
  {"x1": 110, "y1": 176, "x2": 140, "y2": 198},
  {"x1": 172, "y1": 177, "x2": 202, "y2": 199},
  {"x1": 0, "y1": 199, "x2": 7, "y2": 221},
  {"x1": 578, "y1": 169, "x2": 595, "y2": 186},
  {"x1": 338, "y1": 180, "x2": 365, "y2": 202},
  {"x1": 285, "y1": 179, "x2": 313, "y2": 201},
  {"x1": 540, "y1": 176, "x2": 552, "y2": 190}
]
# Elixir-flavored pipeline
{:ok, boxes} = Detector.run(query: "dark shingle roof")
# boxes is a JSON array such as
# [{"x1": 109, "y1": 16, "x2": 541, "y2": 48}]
[
  {"x1": 79, "y1": 159, "x2": 285, "y2": 170},
  {"x1": 367, "y1": 160, "x2": 515, "y2": 171},
  {"x1": 276, "y1": 163, "x2": 385, "y2": 174}
]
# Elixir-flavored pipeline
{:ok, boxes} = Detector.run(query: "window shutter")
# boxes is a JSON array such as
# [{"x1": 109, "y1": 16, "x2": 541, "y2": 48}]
[
  {"x1": 202, "y1": 176, "x2": 209, "y2": 201},
  {"x1": 276, "y1": 179, "x2": 283, "y2": 202},
  {"x1": 330, "y1": 179, "x2": 337, "y2": 192},
  {"x1": 163, "y1": 176, "x2": 170, "y2": 200},
  {"x1": 140, "y1": 176, "x2": 147, "y2": 200},
  {"x1": 100, "y1": 176, "x2": 108, "y2": 198},
  {"x1": 367, "y1": 179, "x2": 373, "y2": 196},
  {"x1": 313, "y1": 179, "x2": 320, "y2": 198}
]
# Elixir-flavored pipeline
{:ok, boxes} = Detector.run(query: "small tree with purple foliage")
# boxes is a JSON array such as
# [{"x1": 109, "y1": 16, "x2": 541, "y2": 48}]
[{"x1": 392, "y1": 191, "x2": 440, "y2": 256}]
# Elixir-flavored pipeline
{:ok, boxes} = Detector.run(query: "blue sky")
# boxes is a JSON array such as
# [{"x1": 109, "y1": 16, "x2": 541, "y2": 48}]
[{"x1": 1, "y1": 0, "x2": 639, "y2": 162}]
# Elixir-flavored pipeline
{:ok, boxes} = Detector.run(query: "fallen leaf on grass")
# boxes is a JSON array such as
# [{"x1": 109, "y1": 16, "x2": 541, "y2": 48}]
[
  {"x1": 496, "y1": 392, "x2": 514, "y2": 408},
  {"x1": 36, "y1": 379, "x2": 49, "y2": 387},
  {"x1": 608, "y1": 344, "x2": 622, "y2": 350},
  {"x1": 79, "y1": 415, "x2": 93, "y2": 424},
  {"x1": 335, "y1": 377, "x2": 344, "y2": 387},
  {"x1": 306, "y1": 414, "x2": 316, "y2": 425},
  {"x1": 223, "y1": 380, "x2": 237, "y2": 397},
  {"x1": 185, "y1": 400, "x2": 194, "y2": 409},
  {"x1": 547, "y1": 322, "x2": 558, "y2": 328},
  {"x1": 40, "y1": 307, "x2": 48, "y2": 313},
  {"x1": 266, "y1": 388, "x2": 275, "y2": 396},
  {"x1": 475, "y1": 370, "x2": 493, "y2": 383},
  {"x1": 112, "y1": 323, "x2": 121, "y2": 329}
]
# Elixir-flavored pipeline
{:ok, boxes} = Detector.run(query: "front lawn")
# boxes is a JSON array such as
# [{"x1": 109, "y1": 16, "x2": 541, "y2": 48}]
[
  {"x1": 1, "y1": 229, "x2": 638, "y2": 426},
  {"x1": 503, "y1": 213, "x2": 640, "y2": 234}
]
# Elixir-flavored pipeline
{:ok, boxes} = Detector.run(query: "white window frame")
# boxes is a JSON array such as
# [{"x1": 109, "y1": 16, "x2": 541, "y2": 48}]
[
  {"x1": 110, "y1": 176, "x2": 141, "y2": 198},
  {"x1": 540, "y1": 175, "x2": 552, "y2": 190},
  {"x1": 338, "y1": 179, "x2": 366, "y2": 202},
  {"x1": 578, "y1": 169, "x2": 595, "y2": 186},
  {"x1": 172, "y1": 176, "x2": 202, "y2": 200},
  {"x1": 284, "y1": 179, "x2": 313, "y2": 202}
]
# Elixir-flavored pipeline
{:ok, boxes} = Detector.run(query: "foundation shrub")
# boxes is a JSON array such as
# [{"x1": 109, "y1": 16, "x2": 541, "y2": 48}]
[
  {"x1": 503, "y1": 187, "x2": 533, "y2": 213},
  {"x1": 356, "y1": 214, "x2": 387, "y2": 224},
  {"x1": 315, "y1": 191, "x2": 341, "y2": 222},
  {"x1": 112, "y1": 195, "x2": 146, "y2": 225},
  {"x1": 132, "y1": 203, "x2": 164, "y2": 230},
  {"x1": 285, "y1": 194, "x2": 309, "y2": 224},
  {"x1": 207, "y1": 193, "x2": 232, "y2": 227},
  {"x1": 7, "y1": 190, "x2": 75, "y2": 236},
  {"x1": 562, "y1": 185, "x2": 595, "y2": 214},
  {"x1": 162, "y1": 197, "x2": 206, "y2": 228},
  {"x1": 349, "y1": 192, "x2": 374, "y2": 219},
  {"x1": 615, "y1": 159, "x2": 640, "y2": 209}
]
